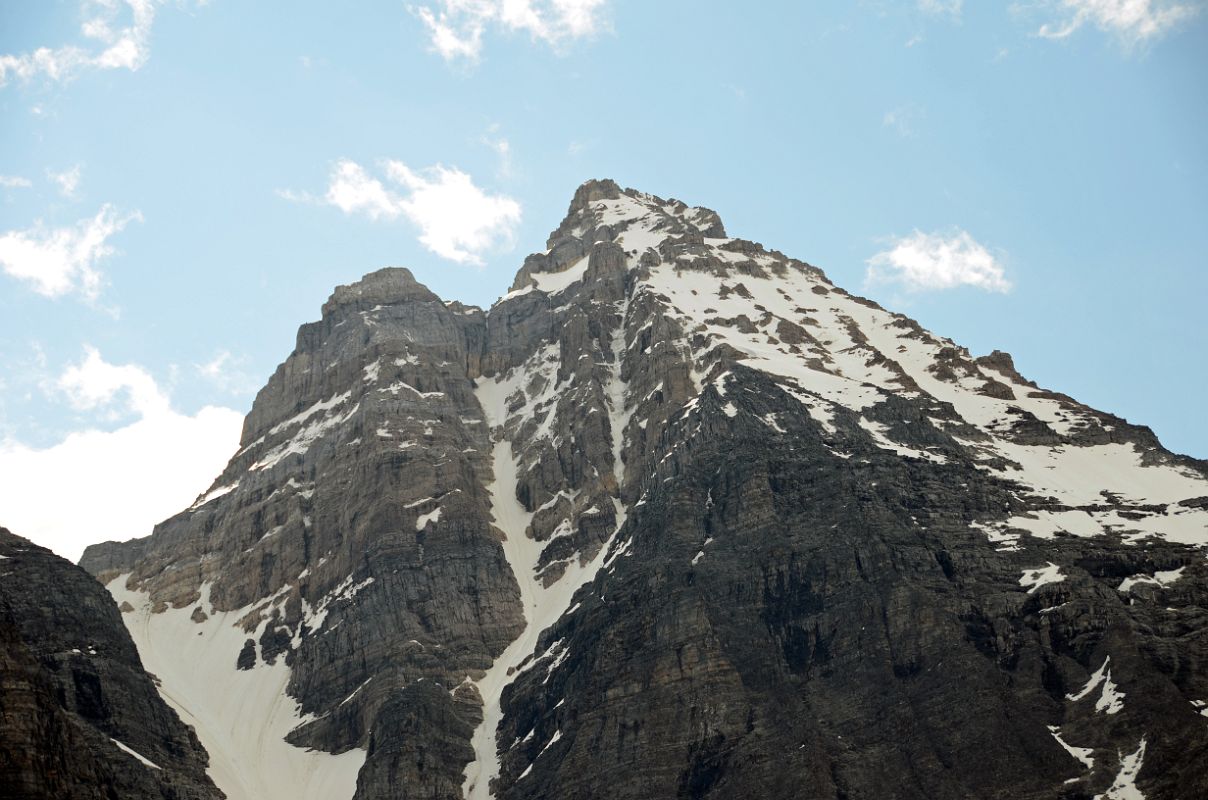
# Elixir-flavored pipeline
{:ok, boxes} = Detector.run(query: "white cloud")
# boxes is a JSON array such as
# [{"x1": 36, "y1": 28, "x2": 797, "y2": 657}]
[
  {"x1": 919, "y1": 0, "x2": 963, "y2": 17},
  {"x1": 867, "y1": 230, "x2": 1011, "y2": 293},
  {"x1": 324, "y1": 160, "x2": 402, "y2": 221},
  {"x1": 412, "y1": 0, "x2": 609, "y2": 62},
  {"x1": 0, "y1": 0, "x2": 160, "y2": 88},
  {"x1": 285, "y1": 158, "x2": 521, "y2": 265},
  {"x1": 0, "y1": 205, "x2": 142, "y2": 300},
  {"x1": 49, "y1": 164, "x2": 83, "y2": 199},
  {"x1": 1035, "y1": 0, "x2": 1198, "y2": 44},
  {"x1": 0, "y1": 175, "x2": 33, "y2": 189},
  {"x1": 59, "y1": 345, "x2": 167, "y2": 418},
  {"x1": 384, "y1": 161, "x2": 522, "y2": 263},
  {"x1": 415, "y1": 5, "x2": 485, "y2": 60},
  {"x1": 0, "y1": 347, "x2": 243, "y2": 561}
]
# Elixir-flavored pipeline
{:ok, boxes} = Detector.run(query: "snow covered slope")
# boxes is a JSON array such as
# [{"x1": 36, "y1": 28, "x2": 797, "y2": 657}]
[
  {"x1": 574, "y1": 186, "x2": 1208, "y2": 552},
  {"x1": 107, "y1": 579, "x2": 365, "y2": 800}
]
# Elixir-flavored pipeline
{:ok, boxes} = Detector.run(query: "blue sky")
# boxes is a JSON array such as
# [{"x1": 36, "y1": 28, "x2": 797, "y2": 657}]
[{"x1": 1, "y1": 0, "x2": 1205, "y2": 557}]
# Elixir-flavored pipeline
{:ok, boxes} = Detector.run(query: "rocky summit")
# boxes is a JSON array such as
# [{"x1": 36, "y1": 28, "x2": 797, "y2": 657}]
[{"x1": 20, "y1": 177, "x2": 1198, "y2": 800}]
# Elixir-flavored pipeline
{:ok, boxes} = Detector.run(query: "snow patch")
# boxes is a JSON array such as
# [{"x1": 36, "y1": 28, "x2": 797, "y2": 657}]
[
  {"x1": 381, "y1": 380, "x2": 444, "y2": 399},
  {"x1": 1094, "y1": 738, "x2": 1146, "y2": 800},
  {"x1": 252, "y1": 399, "x2": 360, "y2": 472},
  {"x1": 1118, "y1": 566, "x2": 1186, "y2": 593},
  {"x1": 1046, "y1": 726, "x2": 1093, "y2": 771},
  {"x1": 858, "y1": 418, "x2": 947, "y2": 463},
  {"x1": 106, "y1": 578, "x2": 365, "y2": 800},
  {"x1": 110, "y1": 737, "x2": 162, "y2": 770},
  {"x1": 1019, "y1": 562, "x2": 1065, "y2": 593},
  {"x1": 530, "y1": 256, "x2": 590, "y2": 295},
  {"x1": 269, "y1": 391, "x2": 352, "y2": 437},
  {"x1": 416, "y1": 506, "x2": 442, "y2": 530},
  {"x1": 190, "y1": 482, "x2": 239, "y2": 511},
  {"x1": 1067, "y1": 656, "x2": 1125, "y2": 715}
]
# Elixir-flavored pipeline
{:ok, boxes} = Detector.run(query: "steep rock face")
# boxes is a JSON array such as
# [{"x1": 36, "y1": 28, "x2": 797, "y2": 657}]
[
  {"x1": 0, "y1": 528, "x2": 221, "y2": 800},
  {"x1": 81, "y1": 179, "x2": 1208, "y2": 800},
  {"x1": 85, "y1": 267, "x2": 523, "y2": 800},
  {"x1": 485, "y1": 182, "x2": 1208, "y2": 800}
]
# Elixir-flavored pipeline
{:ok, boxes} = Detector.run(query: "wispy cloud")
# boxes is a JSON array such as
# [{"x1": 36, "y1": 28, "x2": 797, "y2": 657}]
[
  {"x1": 0, "y1": 205, "x2": 142, "y2": 300},
  {"x1": 412, "y1": 0, "x2": 610, "y2": 62},
  {"x1": 567, "y1": 138, "x2": 596, "y2": 156},
  {"x1": 273, "y1": 187, "x2": 315, "y2": 204},
  {"x1": 481, "y1": 124, "x2": 513, "y2": 178},
  {"x1": 882, "y1": 104, "x2": 924, "y2": 138},
  {"x1": 0, "y1": 175, "x2": 33, "y2": 189},
  {"x1": 918, "y1": 0, "x2": 963, "y2": 18},
  {"x1": 195, "y1": 350, "x2": 260, "y2": 396},
  {"x1": 1034, "y1": 0, "x2": 1199, "y2": 45},
  {"x1": 49, "y1": 165, "x2": 83, "y2": 199},
  {"x1": 0, "y1": 346, "x2": 243, "y2": 560},
  {"x1": 0, "y1": 0, "x2": 161, "y2": 88},
  {"x1": 282, "y1": 159, "x2": 522, "y2": 265},
  {"x1": 867, "y1": 229, "x2": 1011, "y2": 293}
]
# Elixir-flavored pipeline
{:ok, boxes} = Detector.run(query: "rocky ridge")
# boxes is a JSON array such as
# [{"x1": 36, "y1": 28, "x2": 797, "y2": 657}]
[
  {"x1": 80, "y1": 179, "x2": 1208, "y2": 800},
  {"x1": 0, "y1": 527, "x2": 222, "y2": 800}
]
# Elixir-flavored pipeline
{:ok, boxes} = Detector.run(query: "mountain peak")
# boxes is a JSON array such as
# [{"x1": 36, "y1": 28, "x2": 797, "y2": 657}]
[
  {"x1": 70, "y1": 179, "x2": 1208, "y2": 800},
  {"x1": 549, "y1": 179, "x2": 726, "y2": 251},
  {"x1": 323, "y1": 267, "x2": 437, "y2": 316},
  {"x1": 502, "y1": 180, "x2": 730, "y2": 294},
  {"x1": 568, "y1": 178, "x2": 623, "y2": 211}
]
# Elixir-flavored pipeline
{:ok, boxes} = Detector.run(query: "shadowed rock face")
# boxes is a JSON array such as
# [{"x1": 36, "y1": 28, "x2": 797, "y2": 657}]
[
  {"x1": 0, "y1": 528, "x2": 222, "y2": 800},
  {"x1": 79, "y1": 178, "x2": 1208, "y2": 800}
]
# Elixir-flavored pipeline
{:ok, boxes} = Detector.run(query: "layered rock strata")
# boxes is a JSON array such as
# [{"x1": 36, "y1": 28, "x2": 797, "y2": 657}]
[{"x1": 81, "y1": 179, "x2": 1208, "y2": 800}]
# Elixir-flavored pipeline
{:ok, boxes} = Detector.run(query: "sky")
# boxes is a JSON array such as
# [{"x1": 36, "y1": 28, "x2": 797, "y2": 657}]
[{"x1": 0, "y1": 0, "x2": 1205, "y2": 560}]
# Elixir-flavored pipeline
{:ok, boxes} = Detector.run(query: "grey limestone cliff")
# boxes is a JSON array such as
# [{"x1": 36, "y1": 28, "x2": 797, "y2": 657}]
[{"x1": 80, "y1": 179, "x2": 1208, "y2": 800}]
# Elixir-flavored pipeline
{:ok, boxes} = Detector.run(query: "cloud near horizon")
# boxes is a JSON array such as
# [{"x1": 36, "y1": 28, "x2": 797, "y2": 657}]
[
  {"x1": 0, "y1": 346, "x2": 243, "y2": 562},
  {"x1": 866, "y1": 229, "x2": 1011, "y2": 293}
]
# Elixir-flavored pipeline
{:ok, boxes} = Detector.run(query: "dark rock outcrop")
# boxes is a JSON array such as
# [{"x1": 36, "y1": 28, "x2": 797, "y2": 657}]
[{"x1": 0, "y1": 528, "x2": 222, "y2": 800}]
